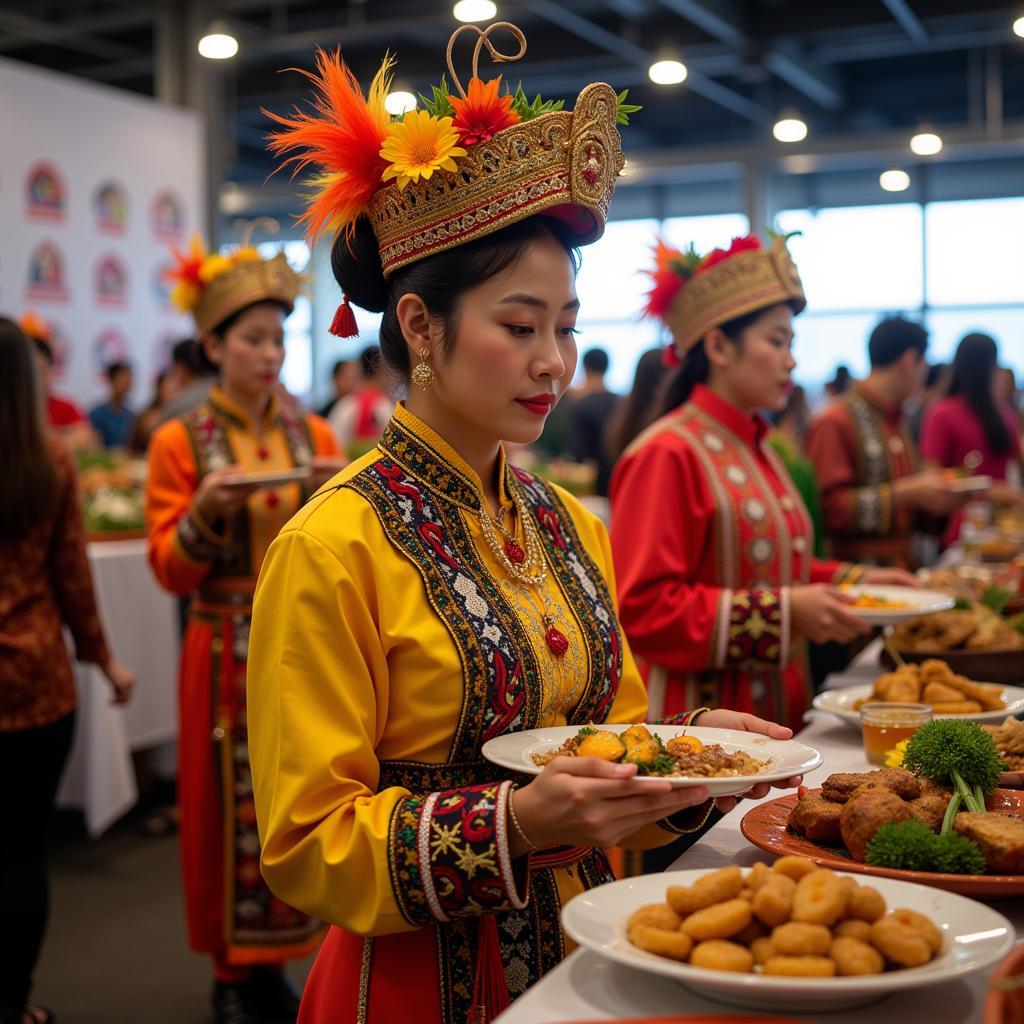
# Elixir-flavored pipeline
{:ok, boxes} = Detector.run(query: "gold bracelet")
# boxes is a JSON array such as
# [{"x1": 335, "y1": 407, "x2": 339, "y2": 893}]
[{"x1": 507, "y1": 787, "x2": 539, "y2": 852}]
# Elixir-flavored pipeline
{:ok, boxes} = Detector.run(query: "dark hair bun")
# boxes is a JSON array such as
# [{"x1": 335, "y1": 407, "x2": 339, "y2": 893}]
[{"x1": 330, "y1": 216, "x2": 388, "y2": 314}]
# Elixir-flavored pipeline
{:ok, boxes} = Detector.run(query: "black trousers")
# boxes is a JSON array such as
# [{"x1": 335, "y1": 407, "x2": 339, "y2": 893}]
[{"x1": 0, "y1": 712, "x2": 75, "y2": 1016}]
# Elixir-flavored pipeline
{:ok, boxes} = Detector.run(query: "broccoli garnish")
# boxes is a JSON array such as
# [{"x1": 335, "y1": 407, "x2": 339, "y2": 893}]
[
  {"x1": 901, "y1": 720, "x2": 1005, "y2": 822},
  {"x1": 575, "y1": 726, "x2": 597, "y2": 739},
  {"x1": 864, "y1": 820, "x2": 935, "y2": 871},
  {"x1": 864, "y1": 819, "x2": 986, "y2": 875},
  {"x1": 635, "y1": 753, "x2": 678, "y2": 776}
]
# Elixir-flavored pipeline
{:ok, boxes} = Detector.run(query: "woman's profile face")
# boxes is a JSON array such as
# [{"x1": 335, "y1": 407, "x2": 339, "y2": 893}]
[
  {"x1": 711, "y1": 303, "x2": 796, "y2": 413},
  {"x1": 428, "y1": 229, "x2": 580, "y2": 446},
  {"x1": 205, "y1": 302, "x2": 286, "y2": 401}
]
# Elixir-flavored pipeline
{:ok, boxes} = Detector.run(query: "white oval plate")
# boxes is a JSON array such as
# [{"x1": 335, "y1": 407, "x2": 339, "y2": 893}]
[
  {"x1": 838, "y1": 585, "x2": 955, "y2": 625},
  {"x1": 561, "y1": 867, "x2": 1014, "y2": 1014},
  {"x1": 220, "y1": 466, "x2": 312, "y2": 489},
  {"x1": 812, "y1": 681, "x2": 1024, "y2": 727},
  {"x1": 481, "y1": 725, "x2": 821, "y2": 798}
]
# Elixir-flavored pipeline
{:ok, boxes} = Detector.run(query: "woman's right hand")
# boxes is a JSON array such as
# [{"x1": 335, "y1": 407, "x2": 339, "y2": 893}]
[
  {"x1": 509, "y1": 757, "x2": 710, "y2": 856},
  {"x1": 790, "y1": 584, "x2": 871, "y2": 645},
  {"x1": 194, "y1": 468, "x2": 260, "y2": 524},
  {"x1": 103, "y1": 659, "x2": 136, "y2": 705}
]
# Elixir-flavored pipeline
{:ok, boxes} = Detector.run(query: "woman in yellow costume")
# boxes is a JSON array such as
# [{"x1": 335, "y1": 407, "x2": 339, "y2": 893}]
[
  {"x1": 146, "y1": 229, "x2": 344, "y2": 1024},
  {"x1": 247, "y1": 24, "x2": 801, "y2": 1024}
]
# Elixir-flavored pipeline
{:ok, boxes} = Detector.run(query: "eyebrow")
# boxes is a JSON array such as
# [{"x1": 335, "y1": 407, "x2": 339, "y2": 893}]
[{"x1": 498, "y1": 293, "x2": 580, "y2": 311}]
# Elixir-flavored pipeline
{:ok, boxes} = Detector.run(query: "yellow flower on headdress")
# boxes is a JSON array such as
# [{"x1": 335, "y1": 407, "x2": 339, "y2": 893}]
[
  {"x1": 198, "y1": 253, "x2": 233, "y2": 284},
  {"x1": 233, "y1": 246, "x2": 261, "y2": 263},
  {"x1": 379, "y1": 110, "x2": 467, "y2": 190}
]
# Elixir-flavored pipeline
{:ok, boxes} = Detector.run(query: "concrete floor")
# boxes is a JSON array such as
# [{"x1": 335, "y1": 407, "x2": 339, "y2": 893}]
[{"x1": 33, "y1": 814, "x2": 313, "y2": 1024}]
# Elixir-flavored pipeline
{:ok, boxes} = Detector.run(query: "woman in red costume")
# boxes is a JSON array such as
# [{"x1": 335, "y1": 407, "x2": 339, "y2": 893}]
[{"x1": 610, "y1": 234, "x2": 916, "y2": 729}]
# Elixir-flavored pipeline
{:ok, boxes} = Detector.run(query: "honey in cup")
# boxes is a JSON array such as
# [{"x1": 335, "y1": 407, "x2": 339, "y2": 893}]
[{"x1": 860, "y1": 702, "x2": 933, "y2": 766}]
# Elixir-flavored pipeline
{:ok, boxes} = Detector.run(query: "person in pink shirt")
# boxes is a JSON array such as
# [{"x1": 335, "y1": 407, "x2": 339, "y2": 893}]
[{"x1": 921, "y1": 332, "x2": 1022, "y2": 543}]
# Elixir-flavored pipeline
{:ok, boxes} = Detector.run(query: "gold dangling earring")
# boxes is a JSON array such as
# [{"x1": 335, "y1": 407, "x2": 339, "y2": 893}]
[{"x1": 411, "y1": 347, "x2": 434, "y2": 389}]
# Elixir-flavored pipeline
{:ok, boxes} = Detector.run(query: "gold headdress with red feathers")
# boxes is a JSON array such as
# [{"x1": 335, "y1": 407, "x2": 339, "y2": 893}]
[
  {"x1": 165, "y1": 220, "x2": 303, "y2": 337},
  {"x1": 267, "y1": 21, "x2": 632, "y2": 332},
  {"x1": 644, "y1": 233, "x2": 806, "y2": 365}
]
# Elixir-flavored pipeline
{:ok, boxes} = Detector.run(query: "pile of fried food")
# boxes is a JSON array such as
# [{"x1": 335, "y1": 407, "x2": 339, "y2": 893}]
[
  {"x1": 983, "y1": 717, "x2": 1024, "y2": 771},
  {"x1": 891, "y1": 604, "x2": 1023, "y2": 652},
  {"x1": 853, "y1": 660, "x2": 1006, "y2": 715},
  {"x1": 531, "y1": 724, "x2": 770, "y2": 778},
  {"x1": 627, "y1": 857, "x2": 942, "y2": 976},
  {"x1": 788, "y1": 767, "x2": 1024, "y2": 874}
]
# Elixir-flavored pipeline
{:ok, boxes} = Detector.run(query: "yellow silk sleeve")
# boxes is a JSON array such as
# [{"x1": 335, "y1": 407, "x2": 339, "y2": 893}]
[{"x1": 248, "y1": 487, "x2": 527, "y2": 937}]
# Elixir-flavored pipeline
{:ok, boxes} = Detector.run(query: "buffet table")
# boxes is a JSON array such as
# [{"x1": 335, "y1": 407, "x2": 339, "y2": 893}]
[
  {"x1": 57, "y1": 539, "x2": 180, "y2": 837},
  {"x1": 496, "y1": 699, "x2": 1020, "y2": 1022}
]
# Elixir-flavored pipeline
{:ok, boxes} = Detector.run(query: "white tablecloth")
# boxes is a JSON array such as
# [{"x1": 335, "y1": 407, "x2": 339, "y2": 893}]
[
  {"x1": 496, "y1": 694, "x2": 1021, "y2": 1023},
  {"x1": 57, "y1": 539, "x2": 180, "y2": 837}
]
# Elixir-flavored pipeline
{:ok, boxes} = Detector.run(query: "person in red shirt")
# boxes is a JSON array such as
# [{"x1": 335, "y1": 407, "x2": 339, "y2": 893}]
[
  {"x1": 610, "y1": 235, "x2": 916, "y2": 729},
  {"x1": 806, "y1": 316, "x2": 968, "y2": 569},
  {"x1": 0, "y1": 317, "x2": 134, "y2": 1024},
  {"x1": 19, "y1": 312, "x2": 98, "y2": 451},
  {"x1": 921, "y1": 332, "x2": 1022, "y2": 542}
]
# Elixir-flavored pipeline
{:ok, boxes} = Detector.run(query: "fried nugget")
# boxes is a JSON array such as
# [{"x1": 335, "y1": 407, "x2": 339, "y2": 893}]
[
  {"x1": 788, "y1": 789, "x2": 843, "y2": 845},
  {"x1": 922, "y1": 681, "x2": 965, "y2": 705},
  {"x1": 906, "y1": 792, "x2": 951, "y2": 833},
  {"x1": 873, "y1": 669, "x2": 922, "y2": 704},
  {"x1": 930, "y1": 700, "x2": 984, "y2": 715},
  {"x1": 935, "y1": 673, "x2": 1007, "y2": 712},
  {"x1": 840, "y1": 790, "x2": 915, "y2": 862},
  {"x1": 822, "y1": 768, "x2": 921, "y2": 805},
  {"x1": 953, "y1": 812, "x2": 1024, "y2": 874}
]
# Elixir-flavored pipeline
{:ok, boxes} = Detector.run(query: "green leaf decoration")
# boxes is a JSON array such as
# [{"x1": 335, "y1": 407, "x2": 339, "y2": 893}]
[
  {"x1": 668, "y1": 244, "x2": 702, "y2": 279},
  {"x1": 418, "y1": 75, "x2": 454, "y2": 118},
  {"x1": 510, "y1": 81, "x2": 566, "y2": 121},
  {"x1": 616, "y1": 88, "x2": 642, "y2": 126}
]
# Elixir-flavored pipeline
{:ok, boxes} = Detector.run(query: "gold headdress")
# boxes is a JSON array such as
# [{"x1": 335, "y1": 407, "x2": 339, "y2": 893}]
[
  {"x1": 166, "y1": 219, "x2": 303, "y2": 337},
  {"x1": 644, "y1": 233, "x2": 806, "y2": 364},
  {"x1": 266, "y1": 22, "x2": 632, "y2": 333}
]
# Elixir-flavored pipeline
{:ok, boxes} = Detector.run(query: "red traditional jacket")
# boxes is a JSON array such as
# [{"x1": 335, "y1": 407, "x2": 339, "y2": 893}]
[
  {"x1": 806, "y1": 382, "x2": 919, "y2": 568},
  {"x1": 609, "y1": 385, "x2": 852, "y2": 730}
]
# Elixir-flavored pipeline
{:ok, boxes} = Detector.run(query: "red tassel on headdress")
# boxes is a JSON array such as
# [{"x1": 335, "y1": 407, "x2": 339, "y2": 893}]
[
  {"x1": 328, "y1": 294, "x2": 359, "y2": 338},
  {"x1": 467, "y1": 916, "x2": 511, "y2": 1024}
]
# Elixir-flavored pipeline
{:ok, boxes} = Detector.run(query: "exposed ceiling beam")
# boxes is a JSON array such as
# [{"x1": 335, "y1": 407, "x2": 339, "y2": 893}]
[
  {"x1": 880, "y1": 0, "x2": 928, "y2": 44},
  {"x1": 522, "y1": 0, "x2": 769, "y2": 123},
  {"x1": 0, "y1": 10, "x2": 143, "y2": 60},
  {"x1": 765, "y1": 44, "x2": 844, "y2": 112},
  {"x1": 657, "y1": 0, "x2": 745, "y2": 48}
]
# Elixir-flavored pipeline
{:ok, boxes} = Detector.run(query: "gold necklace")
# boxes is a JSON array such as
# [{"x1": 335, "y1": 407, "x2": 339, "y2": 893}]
[{"x1": 479, "y1": 493, "x2": 570, "y2": 659}]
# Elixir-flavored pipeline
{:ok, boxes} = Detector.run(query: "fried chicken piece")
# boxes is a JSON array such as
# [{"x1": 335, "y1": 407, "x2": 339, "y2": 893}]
[
  {"x1": 935, "y1": 674, "x2": 1007, "y2": 712},
  {"x1": 922, "y1": 681, "x2": 965, "y2": 705},
  {"x1": 906, "y1": 792, "x2": 951, "y2": 833},
  {"x1": 787, "y1": 789, "x2": 843, "y2": 844},
  {"x1": 840, "y1": 790, "x2": 916, "y2": 862},
  {"x1": 821, "y1": 768, "x2": 921, "y2": 805},
  {"x1": 953, "y1": 813, "x2": 1024, "y2": 874},
  {"x1": 873, "y1": 670, "x2": 922, "y2": 704},
  {"x1": 930, "y1": 701, "x2": 984, "y2": 715}
]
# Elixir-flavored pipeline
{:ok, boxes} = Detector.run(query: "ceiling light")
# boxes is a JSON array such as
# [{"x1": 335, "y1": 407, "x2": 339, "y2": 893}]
[
  {"x1": 384, "y1": 91, "x2": 417, "y2": 116},
  {"x1": 453, "y1": 0, "x2": 497, "y2": 22},
  {"x1": 773, "y1": 115, "x2": 808, "y2": 143},
  {"x1": 880, "y1": 168, "x2": 911, "y2": 192},
  {"x1": 910, "y1": 130, "x2": 943, "y2": 156},
  {"x1": 648, "y1": 59, "x2": 688, "y2": 86},
  {"x1": 198, "y1": 23, "x2": 238, "y2": 60},
  {"x1": 1014, "y1": 15, "x2": 1024, "y2": 37}
]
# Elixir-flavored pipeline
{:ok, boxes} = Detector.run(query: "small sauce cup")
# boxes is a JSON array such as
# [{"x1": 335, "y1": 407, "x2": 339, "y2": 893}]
[{"x1": 860, "y1": 702, "x2": 933, "y2": 766}]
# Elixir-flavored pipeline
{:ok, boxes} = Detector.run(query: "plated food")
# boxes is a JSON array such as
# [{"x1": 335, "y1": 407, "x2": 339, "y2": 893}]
[
  {"x1": 983, "y1": 716, "x2": 1024, "y2": 773},
  {"x1": 833, "y1": 585, "x2": 952, "y2": 626},
  {"x1": 221, "y1": 467, "x2": 311, "y2": 488},
  {"x1": 530, "y1": 724, "x2": 770, "y2": 778},
  {"x1": 561, "y1": 861, "x2": 1013, "y2": 1012},
  {"x1": 852, "y1": 660, "x2": 1006, "y2": 715},
  {"x1": 481, "y1": 724, "x2": 822, "y2": 798},
  {"x1": 891, "y1": 603, "x2": 1023, "y2": 653}
]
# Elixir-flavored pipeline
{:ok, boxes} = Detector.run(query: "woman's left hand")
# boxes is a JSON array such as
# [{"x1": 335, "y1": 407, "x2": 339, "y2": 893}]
[
  {"x1": 860, "y1": 566, "x2": 921, "y2": 588},
  {"x1": 692, "y1": 709, "x2": 804, "y2": 814},
  {"x1": 309, "y1": 455, "x2": 348, "y2": 490}
]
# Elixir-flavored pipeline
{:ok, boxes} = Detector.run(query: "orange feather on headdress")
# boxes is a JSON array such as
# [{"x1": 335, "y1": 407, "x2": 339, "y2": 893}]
[{"x1": 265, "y1": 49, "x2": 394, "y2": 241}]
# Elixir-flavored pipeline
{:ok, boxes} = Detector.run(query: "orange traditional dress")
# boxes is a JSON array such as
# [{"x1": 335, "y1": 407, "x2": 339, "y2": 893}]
[
  {"x1": 245, "y1": 25, "x2": 707, "y2": 1024},
  {"x1": 609, "y1": 235, "x2": 859, "y2": 729},
  {"x1": 146, "y1": 240, "x2": 338, "y2": 967},
  {"x1": 806, "y1": 381, "x2": 920, "y2": 568}
]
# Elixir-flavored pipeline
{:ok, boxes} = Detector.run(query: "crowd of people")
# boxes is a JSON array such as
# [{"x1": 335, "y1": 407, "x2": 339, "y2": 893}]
[{"x1": 2, "y1": 26, "x2": 1024, "y2": 1024}]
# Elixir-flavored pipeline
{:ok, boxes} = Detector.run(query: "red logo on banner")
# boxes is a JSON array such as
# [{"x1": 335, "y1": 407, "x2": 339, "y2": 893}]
[
  {"x1": 94, "y1": 181, "x2": 128, "y2": 234},
  {"x1": 95, "y1": 254, "x2": 128, "y2": 308},
  {"x1": 26, "y1": 241, "x2": 69, "y2": 302},
  {"x1": 25, "y1": 162, "x2": 65, "y2": 222},
  {"x1": 151, "y1": 189, "x2": 184, "y2": 241}
]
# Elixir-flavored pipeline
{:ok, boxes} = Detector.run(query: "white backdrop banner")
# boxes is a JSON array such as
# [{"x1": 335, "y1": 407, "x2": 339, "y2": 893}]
[{"x1": 0, "y1": 56, "x2": 204, "y2": 409}]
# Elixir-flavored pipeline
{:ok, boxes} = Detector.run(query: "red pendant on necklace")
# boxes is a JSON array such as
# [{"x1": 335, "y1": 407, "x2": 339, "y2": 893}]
[
  {"x1": 256, "y1": 445, "x2": 270, "y2": 461},
  {"x1": 545, "y1": 625, "x2": 569, "y2": 657},
  {"x1": 266, "y1": 491, "x2": 279, "y2": 508},
  {"x1": 504, "y1": 538, "x2": 526, "y2": 564}
]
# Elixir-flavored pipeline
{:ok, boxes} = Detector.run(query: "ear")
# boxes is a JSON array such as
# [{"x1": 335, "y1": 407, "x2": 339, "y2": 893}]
[
  {"x1": 395, "y1": 293, "x2": 437, "y2": 366},
  {"x1": 703, "y1": 327, "x2": 734, "y2": 370},
  {"x1": 201, "y1": 333, "x2": 222, "y2": 368}
]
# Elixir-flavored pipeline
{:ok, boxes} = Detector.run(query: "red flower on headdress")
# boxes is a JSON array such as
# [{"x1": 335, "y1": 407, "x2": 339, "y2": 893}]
[
  {"x1": 449, "y1": 76, "x2": 520, "y2": 146},
  {"x1": 697, "y1": 234, "x2": 762, "y2": 274},
  {"x1": 643, "y1": 240, "x2": 688, "y2": 319}
]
